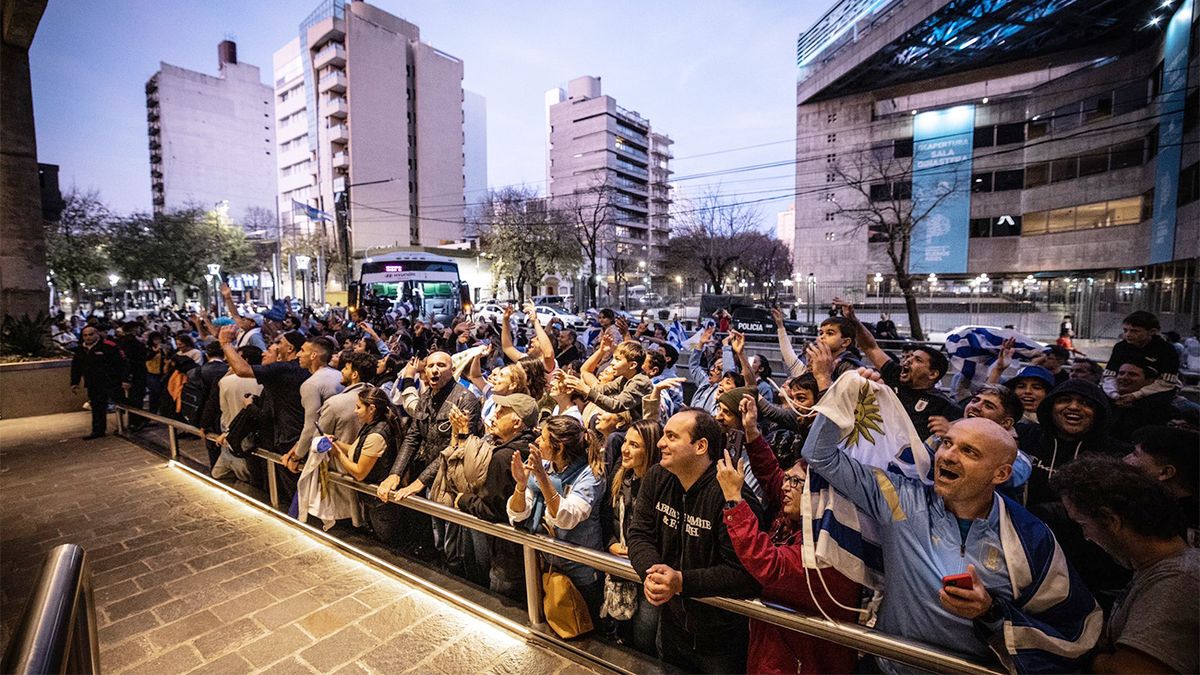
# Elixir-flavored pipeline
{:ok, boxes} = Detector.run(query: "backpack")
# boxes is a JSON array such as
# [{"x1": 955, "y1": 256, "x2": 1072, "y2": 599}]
[{"x1": 225, "y1": 395, "x2": 265, "y2": 459}]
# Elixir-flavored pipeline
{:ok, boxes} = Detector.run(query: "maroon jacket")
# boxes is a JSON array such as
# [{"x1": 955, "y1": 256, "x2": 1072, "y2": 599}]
[{"x1": 723, "y1": 434, "x2": 861, "y2": 675}]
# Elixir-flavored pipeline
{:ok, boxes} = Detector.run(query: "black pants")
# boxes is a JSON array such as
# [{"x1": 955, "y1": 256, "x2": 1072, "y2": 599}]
[
  {"x1": 657, "y1": 613, "x2": 748, "y2": 674},
  {"x1": 87, "y1": 388, "x2": 109, "y2": 435}
]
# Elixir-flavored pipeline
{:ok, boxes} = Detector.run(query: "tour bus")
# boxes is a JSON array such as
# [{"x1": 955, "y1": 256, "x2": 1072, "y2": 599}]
[{"x1": 353, "y1": 252, "x2": 471, "y2": 324}]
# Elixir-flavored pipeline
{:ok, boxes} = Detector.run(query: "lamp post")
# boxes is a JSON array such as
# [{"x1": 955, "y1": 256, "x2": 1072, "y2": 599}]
[
  {"x1": 295, "y1": 255, "x2": 311, "y2": 308},
  {"x1": 207, "y1": 263, "x2": 222, "y2": 313},
  {"x1": 873, "y1": 272, "x2": 883, "y2": 308},
  {"x1": 927, "y1": 273, "x2": 937, "y2": 302},
  {"x1": 806, "y1": 273, "x2": 816, "y2": 324}
]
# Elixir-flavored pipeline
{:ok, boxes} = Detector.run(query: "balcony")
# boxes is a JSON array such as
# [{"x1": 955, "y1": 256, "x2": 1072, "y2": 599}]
[
  {"x1": 328, "y1": 123, "x2": 348, "y2": 144},
  {"x1": 332, "y1": 151, "x2": 349, "y2": 170},
  {"x1": 326, "y1": 96, "x2": 348, "y2": 118},
  {"x1": 149, "y1": 152, "x2": 162, "y2": 165},
  {"x1": 614, "y1": 142, "x2": 649, "y2": 162},
  {"x1": 148, "y1": 139, "x2": 161, "y2": 151},
  {"x1": 313, "y1": 42, "x2": 346, "y2": 69},
  {"x1": 147, "y1": 109, "x2": 159, "y2": 123},
  {"x1": 307, "y1": 16, "x2": 345, "y2": 50},
  {"x1": 615, "y1": 105, "x2": 649, "y2": 131},
  {"x1": 318, "y1": 70, "x2": 346, "y2": 94},
  {"x1": 613, "y1": 158, "x2": 648, "y2": 178}
]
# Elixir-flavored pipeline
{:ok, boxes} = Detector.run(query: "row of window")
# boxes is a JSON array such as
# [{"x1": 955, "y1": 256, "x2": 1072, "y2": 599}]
[
  {"x1": 279, "y1": 135, "x2": 308, "y2": 154},
  {"x1": 278, "y1": 85, "x2": 303, "y2": 104},
  {"x1": 280, "y1": 160, "x2": 312, "y2": 178}
]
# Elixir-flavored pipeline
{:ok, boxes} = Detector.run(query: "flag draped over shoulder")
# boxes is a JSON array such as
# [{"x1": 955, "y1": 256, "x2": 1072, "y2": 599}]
[
  {"x1": 801, "y1": 372, "x2": 925, "y2": 589},
  {"x1": 944, "y1": 325, "x2": 1042, "y2": 391}
]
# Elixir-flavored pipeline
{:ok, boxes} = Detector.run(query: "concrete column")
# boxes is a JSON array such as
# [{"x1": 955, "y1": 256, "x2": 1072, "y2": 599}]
[{"x1": 1, "y1": 0, "x2": 50, "y2": 320}]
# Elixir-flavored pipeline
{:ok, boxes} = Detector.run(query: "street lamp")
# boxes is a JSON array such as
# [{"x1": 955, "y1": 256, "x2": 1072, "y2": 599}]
[
  {"x1": 295, "y1": 255, "x2": 311, "y2": 308},
  {"x1": 207, "y1": 263, "x2": 222, "y2": 313},
  {"x1": 873, "y1": 272, "x2": 883, "y2": 307},
  {"x1": 927, "y1": 273, "x2": 937, "y2": 301}
]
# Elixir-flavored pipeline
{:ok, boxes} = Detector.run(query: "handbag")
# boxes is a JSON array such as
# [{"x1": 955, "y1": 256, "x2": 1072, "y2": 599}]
[
  {"x1": 542, "y1": 568, "x2": 594, "y2": 639},
  {"x1": 224, "y1": 395, "x2": 263, "y2": 459},
  {"x1": 599, "y1": 573, "x2": 638, "y2": 621}
]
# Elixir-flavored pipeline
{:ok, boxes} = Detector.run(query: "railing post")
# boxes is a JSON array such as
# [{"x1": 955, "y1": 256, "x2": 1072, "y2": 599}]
[
  {"x1": 266, "y1": 461, "x2": 280, "y2": 510},
  {"x1": 522, "y1": 544, "x2": 543, "y2": 626},
  {"x1": 167, "y1": 425, "x2": 178, "y2": 460}
]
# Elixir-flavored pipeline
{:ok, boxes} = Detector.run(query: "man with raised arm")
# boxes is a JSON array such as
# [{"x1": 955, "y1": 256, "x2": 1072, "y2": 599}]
[{"x1": 801, "y1": 370, "x2": 1101, "y2": 673}]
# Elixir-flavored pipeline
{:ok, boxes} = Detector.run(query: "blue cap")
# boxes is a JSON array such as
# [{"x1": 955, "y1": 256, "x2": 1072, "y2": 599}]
[
  {"x1": 213, "y1": 317, "x2": 235, "y2": 327},
  {"x1": 1004, "y1": 365, "x2": 1055, "y2": 389}
]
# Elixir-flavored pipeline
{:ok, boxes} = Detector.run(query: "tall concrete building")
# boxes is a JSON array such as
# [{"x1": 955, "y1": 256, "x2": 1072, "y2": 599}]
[
  {"x1": 146, "y1": 41, "x2": 277, "y2": 220},
  {"x1": 546, "y1": 76, "x2": 673, "y2": 303},
  {"x1": 273, "y1": 0, "x2": 472, "y2": 257},
  {"x1": 793, "y1": 0, "x2": 1198, "y2": 332},
  {"x1": 463, "y1": 90, "x2": 488, "y2": 212}
]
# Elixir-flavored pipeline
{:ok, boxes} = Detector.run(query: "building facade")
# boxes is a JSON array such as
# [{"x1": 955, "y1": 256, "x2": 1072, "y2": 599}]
[
  {"x1": 546, "y1": 76, "x2": 673, "y2": 305},
  {"x1": 273, "y1": 0, "x2": 472, "y2": 259},
  {"x1": 146, "y1": 41, "x2": 277, "y2": 221},
  {"x1": 793, "y1": 0, "x2": 1198, "y2": 335}
]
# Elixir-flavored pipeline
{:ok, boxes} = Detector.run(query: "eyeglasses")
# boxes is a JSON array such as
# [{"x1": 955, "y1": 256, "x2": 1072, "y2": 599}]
[{"x1": 783, "y1": 475, "x2": 806, "y2": 490}]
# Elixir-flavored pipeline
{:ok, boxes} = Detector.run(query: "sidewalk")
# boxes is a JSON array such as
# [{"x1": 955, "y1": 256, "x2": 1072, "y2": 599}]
[{"x1": 0, "y1": 411, "x2": 598, "y2": 675}]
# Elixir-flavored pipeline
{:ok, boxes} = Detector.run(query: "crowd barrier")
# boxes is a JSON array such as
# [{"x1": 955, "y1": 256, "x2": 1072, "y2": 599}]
[
  {"x1": 2, "y1": 544, "x2": 100, "y2": 675},
  {"x1": 113, "y1": 403, "x2": 1005, "y2": 675}
]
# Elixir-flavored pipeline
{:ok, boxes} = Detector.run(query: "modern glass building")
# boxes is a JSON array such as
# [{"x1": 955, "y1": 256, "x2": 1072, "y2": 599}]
[{"x1": 793, "y1": 0, "x2": 1197, "y2": 336}]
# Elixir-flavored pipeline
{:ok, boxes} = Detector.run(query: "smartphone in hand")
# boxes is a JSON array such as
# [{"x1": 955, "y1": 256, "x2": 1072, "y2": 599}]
[{"x1": 942, "y1": 573, "x2": 973, "y2": 591}]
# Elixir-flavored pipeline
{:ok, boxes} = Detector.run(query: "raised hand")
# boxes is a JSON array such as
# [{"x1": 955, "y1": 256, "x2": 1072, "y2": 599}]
[
  {"x1": 510, "y1": 449, "x2": 530, "y2": 485},
  {"x1": 737, "y1": 394, "x2": 760, "y2": 440},
  {"x1": 831, "y1": 296, "x2": 857, "y2": 321},
  {"x1": 716, "y1": 449, "x2": 746, "y2": 503},
  {"x1": 770, "y1": 307, "x2": 785, "y2": 327},
  {"x1": 652, "y1": 376, "x2": 687, "y2": 396},
  {"x1": 805, "y1": 339, "x2": 835, "y2": 388},
  {"x1": 729, "y1": 329, "x2": 746, "y2": 355}
]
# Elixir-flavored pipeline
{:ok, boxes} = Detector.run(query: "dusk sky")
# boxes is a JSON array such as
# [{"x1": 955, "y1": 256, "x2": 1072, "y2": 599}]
[{"x1": 31, "y1": 0, "x2": 832, "y2": 226}]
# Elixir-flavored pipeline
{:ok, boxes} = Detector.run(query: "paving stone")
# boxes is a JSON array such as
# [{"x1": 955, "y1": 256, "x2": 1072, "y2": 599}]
[
  {"x1": 96, "y1": 609, "x2": 162, "y2": 645},
  {"x1": 0, "y1": 413, "x2": 605, "y2": 675},
  {"x1": 237, "y1": 623, "x2": 315, "y2": 669},
  {"x1": 259, "y1": 655, "x2": 319, "y2": 675},
  {"x1": 130, "y1": 644, "x2": 203, "y2": 675},
  {"x1": 185, "y1": 649, "x2": 255, "y2": 675},
  {"x1": 210, "y1": 588, "x2": 277, "y2": 624},
  {"x1": 252, "y1": 592, "x2": 325, "y2": 630},
  {"x1": 297, "y1": 596, "x2": 371, "y2": 640},
  {"x1": 298, "y1": 624, "x2": 376, "y2": 672},
  {"x1": 144, "y1": 609, "x2": 223, "y2": 650},
  {"x1": 192, "y1": 616, "x2": 267, "y2": 660}
]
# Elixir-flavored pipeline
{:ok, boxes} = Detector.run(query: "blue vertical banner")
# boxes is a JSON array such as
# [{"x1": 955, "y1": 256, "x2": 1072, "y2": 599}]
[
  {"x1": 909, "y1": 105, "x2": 975, "y2": 274},
  {"x1": 1150, "y1": 0, "x2": 1194, "y2": 264}
]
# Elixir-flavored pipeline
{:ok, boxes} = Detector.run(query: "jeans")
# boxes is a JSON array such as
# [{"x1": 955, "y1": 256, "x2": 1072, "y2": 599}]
[
  {"x1": 614, "y1": 594, "x2": 660, "y2": 658},
  {"x1": 657, "y1": 612, "x2": 748, "y2": 674}
]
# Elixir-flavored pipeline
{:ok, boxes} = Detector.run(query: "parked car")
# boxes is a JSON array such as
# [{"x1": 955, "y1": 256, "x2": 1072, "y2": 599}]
[
  {"x1": 532, "y1": 295, "x2": 568, "y2": 307},
  {"x1": 532, "y1": 305, "x2": 584, "y2": 329},
  {"x1": 473, "y1": 302, "x2": 509, "y2": 324}
]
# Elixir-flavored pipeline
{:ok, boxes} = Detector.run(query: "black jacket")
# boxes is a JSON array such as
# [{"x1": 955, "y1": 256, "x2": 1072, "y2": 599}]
[
  {"x1": 456, "y1": 429, "x2": 536, "y2": 588},
  {"x1": 70, "y1": 339, "x2": 128, "y2": 393},
  {"x1": 1017, "y1": 379, "x2": 1129, "y2": 508},
  {"x1": 183, "y1": 359, "x2": 228, "y2": 427},
  {"x1": 627, "y1": 463, "x2": 764, "y2": 641},
  {"x1": 390, "y1": 381, "x2": 482, "y2": 482}
]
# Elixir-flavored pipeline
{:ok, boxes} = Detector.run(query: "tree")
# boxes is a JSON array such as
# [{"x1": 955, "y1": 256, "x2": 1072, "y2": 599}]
[
  {"x1": 738, "y1": 233, "x2": 792, "y2": 299},
  {"x1": 665, "y1": 189, "x2": 762, "y2": 294},
  {"x1": 107, "y1": 206, "x2": 256, "y2": 289},
  {"x1": 45, "y1": 189, "x2": 112, "y2": 300},
  {"x1": 282, "y1": 232, "x2": 342, "y2": 290},
  {"x1": 831, "y1": 148, "x2": 960, "y2": 340},
  {"x1": 558, "y1": 177, "x2": 618, "y2": 310},
  {"x1": 471, "y1": 187, "x2": 580, "y2": 304}
]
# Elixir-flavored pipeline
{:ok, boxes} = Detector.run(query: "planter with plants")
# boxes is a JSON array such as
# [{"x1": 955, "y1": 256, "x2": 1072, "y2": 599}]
[{"x1": 1, "y1": 312, "x2": 81, "y2": 418}]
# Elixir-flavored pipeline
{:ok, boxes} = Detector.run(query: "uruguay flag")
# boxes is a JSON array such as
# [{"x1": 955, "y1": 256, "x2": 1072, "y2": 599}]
[
  {"x1": 944, "y1": 325, "x2": 1043, "y2": 397},
  {"x1": 666, "y1": 319, "x2": 688, "y2": 351},
  {"x1": 292, "y1": 199, "x2": 333, "y2": 222}
]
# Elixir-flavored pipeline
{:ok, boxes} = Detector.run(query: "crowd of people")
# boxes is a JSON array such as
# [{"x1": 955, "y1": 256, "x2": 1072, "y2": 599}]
[{"x1": 66, "y1": 285, "x2": 1198, "y2": 674}]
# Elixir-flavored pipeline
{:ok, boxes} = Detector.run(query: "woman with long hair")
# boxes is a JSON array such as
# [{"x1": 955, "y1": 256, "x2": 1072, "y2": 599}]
[
  {"x1": 603, "y1": 419, "x2": 662, "y2": 655},
  {"x1": 508, "y1": 415, "x2": 606, "y2": 623},
  {"x1": 325, "y1": 387, "x2": 404, "y2": 541}
]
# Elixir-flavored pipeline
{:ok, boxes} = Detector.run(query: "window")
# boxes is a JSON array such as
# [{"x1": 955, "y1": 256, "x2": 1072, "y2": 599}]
[
  {"x1": 1083, "y1": 93, "x2": 1113, "y2": 123},
  {"x1": 973, "y1": 126, "x2": 995, "y2": 148},
  {"x1": 993, "y1": 215, "x2": 1021, "y2": 237},
  {"x1": 1046, "y1": 206, "x2": 1077, "y2": 232},
  {"x1": 1113, "y1": 81, "x2": 1148, "y2": 116},
  {"x1": 827, "y1": 112, "x2": 838, "y2": 124},
  {"x1": 1025, "y1": 162, "x2": 1049, "y2": 188},
  {"x1": 1110, "y1": 139, "x2": 1144, "y2": 169},
  {"x1": 995, "y1": 122, "x2": 1024, "y2": 145},
  {"x1": 1107, "y1": 196, "x2": 1142, "y2": 226},
  {"x1": 1051, "y1": 157, "x2": 1078, "y2": 183},
  {"x1": 1180, "y1": 162, "x2": 1200, "y2": 206},
  {"x1": 1027, "y1": 119, "x2": 1049, "y2": 140},
  {"x1": 826, "y1": 153, "x2": 837, "y2": 164},
  {"x1": 1142, "y1": 189, "x2": 1156, "y2": 221},
  {"x1": 1145, "y1": 126, "x2": 1159, "y2": 159},
  {"x1": 824, "y1": 212, "x2": 835, "y2": 221},
  {"x1": 1024, "y1": 209, "x2": 1048, "y2": 234},
  {"x1": 969, "y1": 218, "x2": 992, "y2": 238},
  {"x1": 826, "y1": 172, "x2": 836, "y2": 183},
  {"x1": 1052, "y1": 102, "x2": 1081, "y2": 133},
  {"x1": 893, "y1": 182, "x2": 911, "y2": 200},
  {"x1": 1074, "y1": 201, "x2": 1107, "y2": 229},
  {"x1": 972, "y1": 172, "x2": 993, "y2": 193},
  {"x1": 993, "y1": 169, "x2": 1024, "y2": 191},
  {"x1": 1184, "y1": 88, "x2": 1199, "y2": 133},
  {"x1": 827, "y1": 133, "x2": 837, "y2": 143},
  {"x1": 1078, "y1": 150, "x2": 1108, "y2": 177},
  {"x1": 893, "y1": 138, "x2": 913, "y2": 158}
]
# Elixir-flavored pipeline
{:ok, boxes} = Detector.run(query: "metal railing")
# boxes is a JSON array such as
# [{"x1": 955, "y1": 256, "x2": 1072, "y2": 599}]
[
  {"x1": 114, "y1": 404, "x2": 1004, "y2": 675},
  {"x1": 1, "y1": 544, "x2": 100, "y2": 675}
]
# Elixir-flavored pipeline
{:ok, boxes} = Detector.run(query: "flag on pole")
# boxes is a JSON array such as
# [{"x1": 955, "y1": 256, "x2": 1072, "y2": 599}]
[{"x1": 292, "y1": 199, "x2": 332, "y2": 222}]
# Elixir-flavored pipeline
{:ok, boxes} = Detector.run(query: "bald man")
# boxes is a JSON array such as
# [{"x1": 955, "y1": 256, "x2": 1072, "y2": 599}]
[
  {"x1": 802, "y1": 373, "x2": 1100, "y2": 673},
  {"x1": 376, "y1": 351, "x2": 481, "y2": 555}
]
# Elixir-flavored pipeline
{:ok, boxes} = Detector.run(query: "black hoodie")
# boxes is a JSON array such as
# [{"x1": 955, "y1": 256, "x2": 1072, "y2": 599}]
[
  {"x1": 1017, "y1": 379, "x2": 1129, "y2": 508},
  {"x1": 627, "y1": 462, "x2": 764, "y2": 648}
]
